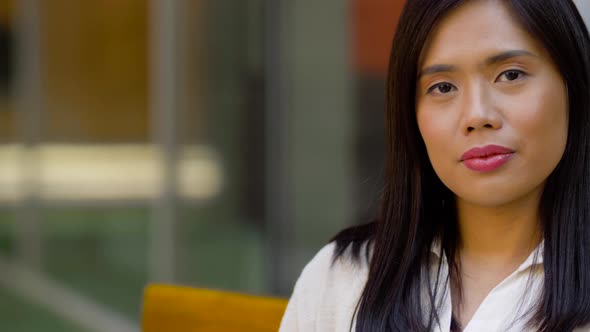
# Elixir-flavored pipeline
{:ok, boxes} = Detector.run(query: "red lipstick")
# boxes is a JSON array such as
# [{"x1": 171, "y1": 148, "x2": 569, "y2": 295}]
[{"x1": 461, "y1": 145, "x2": 515, "y2": 172}]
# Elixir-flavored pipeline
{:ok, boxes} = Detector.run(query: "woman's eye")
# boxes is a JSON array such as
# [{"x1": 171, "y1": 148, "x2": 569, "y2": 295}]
[
  {"x1": 497, "y1": 69, "x2": 526, "y2": 82},
  {"x1": 427, "y1": 82, "x2": 456, "y2": 95}
]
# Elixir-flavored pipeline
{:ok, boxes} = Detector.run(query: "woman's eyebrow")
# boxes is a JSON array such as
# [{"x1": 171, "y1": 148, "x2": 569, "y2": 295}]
[
  {"x1": 418, "y1": 50, "x2": 538, "y2": 79},
  {"x1": 485, "y1": 49, "x2": 537, "y2": 66},
  {"x1": 418, "y1": 64, "x2": 458, "y2": 79}
]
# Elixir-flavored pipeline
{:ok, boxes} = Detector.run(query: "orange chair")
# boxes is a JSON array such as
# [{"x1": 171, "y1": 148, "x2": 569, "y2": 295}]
[{"x1": 141, "y1": 284, "x2": 288, "y2": 332}]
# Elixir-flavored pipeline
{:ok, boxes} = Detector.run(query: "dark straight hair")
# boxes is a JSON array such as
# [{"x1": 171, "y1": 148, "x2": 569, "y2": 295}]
[{"x1": 331, "y1": 0, "x2": 590, "y2": 331}]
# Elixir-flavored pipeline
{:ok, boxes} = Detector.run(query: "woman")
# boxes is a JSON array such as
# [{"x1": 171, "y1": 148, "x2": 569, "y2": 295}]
[{"x1": 279, "y1": 0, "x2": 590, "y2": 331}]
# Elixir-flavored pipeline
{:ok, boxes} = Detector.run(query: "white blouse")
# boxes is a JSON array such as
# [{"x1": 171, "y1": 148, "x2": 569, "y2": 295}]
[{"x1": 279, "y1": 240, "x2": 590, "y2": 332}]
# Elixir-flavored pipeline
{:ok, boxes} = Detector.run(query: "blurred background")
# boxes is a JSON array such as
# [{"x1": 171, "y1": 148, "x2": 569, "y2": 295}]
[{"x1": 0, "y1": 1, "x2": 588, "y2": 331}]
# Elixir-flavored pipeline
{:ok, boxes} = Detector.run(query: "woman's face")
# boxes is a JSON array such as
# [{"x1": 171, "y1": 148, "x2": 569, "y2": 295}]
[{"x1": 416, "y1": 0, "x2": 568, "y2": 207}]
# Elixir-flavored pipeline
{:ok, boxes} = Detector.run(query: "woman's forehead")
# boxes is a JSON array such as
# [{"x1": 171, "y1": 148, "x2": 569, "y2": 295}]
[{"x1": 418, "y1": 0, "x2": 546, "y2": 69}]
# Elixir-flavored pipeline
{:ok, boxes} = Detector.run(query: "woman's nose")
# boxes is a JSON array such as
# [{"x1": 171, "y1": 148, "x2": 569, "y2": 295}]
[{"x1": 461, "y1": 83, "x2": 502, "y2": 135}]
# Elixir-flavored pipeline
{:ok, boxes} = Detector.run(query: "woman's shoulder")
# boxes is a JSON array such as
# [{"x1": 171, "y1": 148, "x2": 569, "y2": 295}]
[
  {"x1": 279, "y1": 235, "x2": 372, "y2": 331},
  {"x1": 329, "y1": 221, "x2": 376, "y2": 265},
  {"x1": 298, "y1": 238, "x2": 372, "y2": 286},
  {"x1": 280, "y1": 222, "x2": 371, "y2": 332},
  {"x1": 297, "y1": 221, "x2": 376, "y2": 290}
]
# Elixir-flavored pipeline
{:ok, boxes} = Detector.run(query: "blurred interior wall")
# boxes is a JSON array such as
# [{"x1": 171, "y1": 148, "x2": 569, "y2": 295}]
[
  {"x1": 351, "y1": 0, "x2": 403, "y2": 224},
  {"x1": 574, "y1": 0, "x2": 590, "y2": 31},
  {"x1": 285, "y1": 0, "x2": 355, "y2": 288},
  {"x1": 0, "y1": 0, "x2": 13, "y2": 141},
  {"x1": 43, "y1": 0, "x2": 148, "y2": 142}
]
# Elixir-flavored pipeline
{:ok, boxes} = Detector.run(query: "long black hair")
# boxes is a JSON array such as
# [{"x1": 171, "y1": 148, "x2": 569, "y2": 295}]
[{"x1": 330, "y1": 0, "x2": 590, "y2": 331}]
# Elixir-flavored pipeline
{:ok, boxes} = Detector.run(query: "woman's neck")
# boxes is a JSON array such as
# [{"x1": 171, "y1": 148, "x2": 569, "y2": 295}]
[
  {"x1": 450, "y1": 190, "x2": 544, "y2": 329},
  {"x1": 455, "y1": 190, "x2": 542, "y2": 268}
]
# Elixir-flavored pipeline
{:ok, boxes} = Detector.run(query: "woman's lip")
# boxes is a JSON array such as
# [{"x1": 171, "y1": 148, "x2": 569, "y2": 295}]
[
  {"x1": 462, "y1": 152, "x2": 515, "y2": 172},
  {"x1": 461, "y1": 144, "x2": 515, "y2": 161},
  {"x1": 461, "y1": 145, "x2": 515, "y2": 172}
]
